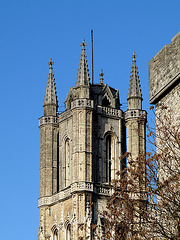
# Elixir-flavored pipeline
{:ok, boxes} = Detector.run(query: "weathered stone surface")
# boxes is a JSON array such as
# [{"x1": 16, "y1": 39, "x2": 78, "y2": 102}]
[
  {"x1": 148, "y1": 33, "x2": 180, "y2": 239},
  {"x1": 149, "y1": 32, "x2": 180, "y2": 104}
]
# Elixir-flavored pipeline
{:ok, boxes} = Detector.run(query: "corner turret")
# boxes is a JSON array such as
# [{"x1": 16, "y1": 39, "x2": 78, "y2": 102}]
[{"x1": 125, "y1": 51, "x2": 147, "y2": 159}]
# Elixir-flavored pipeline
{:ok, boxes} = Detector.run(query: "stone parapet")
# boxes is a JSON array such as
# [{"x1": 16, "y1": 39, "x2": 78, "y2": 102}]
[
  {"x1": 58, "y1": 109, "x2": 72, "y2": 122},
  {"x1": 39, "y1": 116, "x2": 58, "y2": 127},
  {"x1": 38, "y1": 182, "x2": 111, "y2": 207},
  {"x1": 71, "y1": 99, "x2": 94, "y2": 109},
  {"x1": 149, "y1": 32, "x2": 180, "y2": 104},
  {"x1": 97, "y1": 106, "x2": 122, "y2": 118},
  {"x1": 125, "y1": 109, "x2": 146, "y2": 120},
  {"x1": 95, "y1": 185, "x2": 111, "y2": 195}
]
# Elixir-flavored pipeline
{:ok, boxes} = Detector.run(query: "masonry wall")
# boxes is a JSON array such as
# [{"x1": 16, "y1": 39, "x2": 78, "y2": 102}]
[
  {"x1": 149, "y1": 32, "x2": 180, "y2": 196},
  {"x1": 149, "y1": 32, "x2": 180, "y2": 107}
]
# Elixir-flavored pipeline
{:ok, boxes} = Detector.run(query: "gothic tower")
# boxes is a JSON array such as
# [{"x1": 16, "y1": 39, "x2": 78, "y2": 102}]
[{"x1": 38, "y1": 42, "x2": 146, "y2": 240}]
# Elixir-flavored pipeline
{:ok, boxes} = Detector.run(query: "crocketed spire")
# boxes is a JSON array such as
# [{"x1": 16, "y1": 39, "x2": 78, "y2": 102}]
[
  {"x1": 76, "y1": 39, "x2": 90, "y2": 87},
  {"x1": 128, "y1": 51, "x2": 142, "y2": 99},
  {"x1": 43, "y1": 58, "x2": 58, "y2": 116},
  {"x1": 44, "y1": 58, "x2": 58, "y2": 106},
  {"x1": 127, "y1": 51, "x2": 142, "y2": 110}
]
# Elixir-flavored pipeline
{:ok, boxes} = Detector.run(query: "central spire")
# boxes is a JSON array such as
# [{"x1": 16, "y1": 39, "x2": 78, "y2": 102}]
[{"x1": 76, "y1": 39, "x2": 90, "y2": 87}]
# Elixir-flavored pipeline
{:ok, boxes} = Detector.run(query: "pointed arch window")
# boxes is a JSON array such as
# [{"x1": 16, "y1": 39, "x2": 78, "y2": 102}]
[
  {"x1": 106, "y1": 135, "x2": 112, "y2": 182},
  {"x1": 66, "y1": 224, "x2": 71, "y2": 240},
  {"x1": 53, "y1": 228, "x2": 58, "y2": 240},
  {"x1": 65, "y1": 138, "x2": 70, "y2": 187},
  {"x1": 102, "y1": 96, "x2": 111, "y2": 107},
  {"x1": 57, "y1": 132, "x2": 59, "y2": 192},
  {"x1": 104, "y1": 132, "x2": 117, "y2": 183}
]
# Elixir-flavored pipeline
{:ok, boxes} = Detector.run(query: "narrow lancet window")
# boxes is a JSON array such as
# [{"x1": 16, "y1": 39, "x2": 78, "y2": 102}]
[
  {"x1": 66, "y1": 224, "x2": 71, "y2": 240},
  {"x1": 53, "y1": 229, "x2": 58, "y2": 240},
  {"x1": 106, "y1": 135, "x2": 111, "y2": 182},
  {"x1": 57, "y1": 132, "x2": 59, "y2": 192},
  {"x1": 102, "y1": 96, "x2": 111, "y2": 107},
  {"x1": 65, "y1": 139, "x2": 70, "y2": 187}
]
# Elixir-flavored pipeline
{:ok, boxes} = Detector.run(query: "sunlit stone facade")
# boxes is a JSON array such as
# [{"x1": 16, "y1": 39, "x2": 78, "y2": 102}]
[{"x1": 38, "y1": 41, "x2": 146, "y2": 240}]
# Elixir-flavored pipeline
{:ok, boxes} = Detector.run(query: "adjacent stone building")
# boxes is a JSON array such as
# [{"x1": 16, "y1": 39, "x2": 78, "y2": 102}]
[
  {"x1": 149, "y1": 31, "x2": 180, "y2": 183},
  {"x1": 38, "y1": 40, "x2": 146, "y2": 240},
  {"x1": 149, "y1": 31, "x2": 180, "y2": 240},
  {"x1": 149, "y1": 31, "x2": 180, "y2": 120}
]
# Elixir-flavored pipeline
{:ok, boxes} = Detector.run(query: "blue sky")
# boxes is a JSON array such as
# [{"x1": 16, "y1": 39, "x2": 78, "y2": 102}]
[{"x1": 0, "y1": 0, "x2": 179, "y2": 239}]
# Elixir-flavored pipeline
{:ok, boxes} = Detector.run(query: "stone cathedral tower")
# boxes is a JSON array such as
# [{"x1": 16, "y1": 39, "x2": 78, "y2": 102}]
[{"x1": 38, "y1": 40, "x2": 147, "y2": 240}]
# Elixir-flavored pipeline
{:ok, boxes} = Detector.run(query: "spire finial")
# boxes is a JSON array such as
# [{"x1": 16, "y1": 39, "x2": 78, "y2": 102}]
[
  {"x1": 132, "y1": 51, "x2": 136, "y2": 61},
  {"x1": 80, "y1": 39, "x2": 87, "y2": 50},
  {"x1": 48, "y1": 58, "x2": 54, "y2": 67},
  {"x1": 48, "y1": 58, "x2": 54, "y2": 73},
  {"x1": 99, "y1": 69, "x2": 104, "y2": 84}
]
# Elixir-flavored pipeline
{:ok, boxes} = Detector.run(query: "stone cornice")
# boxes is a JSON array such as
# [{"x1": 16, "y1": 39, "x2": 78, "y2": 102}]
[{"x1": 38, "y1": 182, "x2": 111, "y2": 207}]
